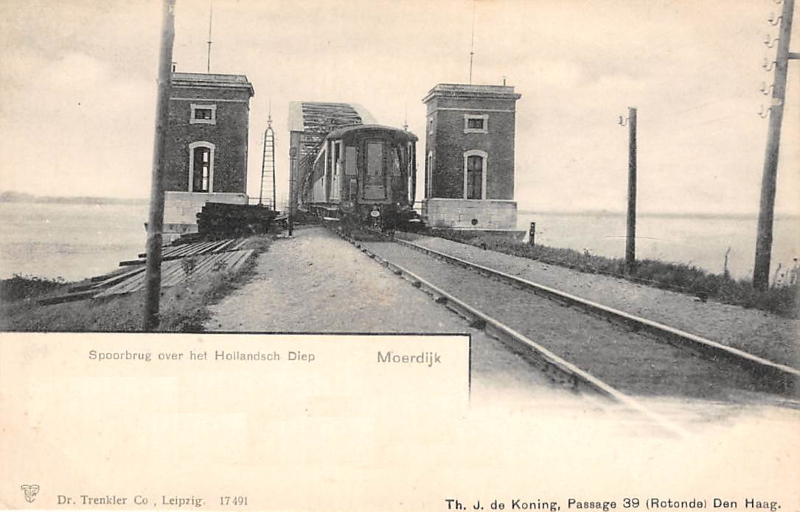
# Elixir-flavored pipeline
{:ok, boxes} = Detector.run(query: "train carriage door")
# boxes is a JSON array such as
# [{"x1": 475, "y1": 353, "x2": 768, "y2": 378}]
[
  {"x1": 408, "y1": 141, "x2": 416, "y2": 205},
  {"x1": 323, "y1": 143, "x2": 330, "y2": 201},
  {"x1": 345, "y1": 145, "x2": 358, "y2": 201},
  {"x1": 363, "y1": 141, "x2": 386, "y2": 200},
  {"x1": 389, "y1": 145, "x2": 402, "y2": 202},
  {"x1": 332, "y1": 141, "x2": 343, "y2": 201}
]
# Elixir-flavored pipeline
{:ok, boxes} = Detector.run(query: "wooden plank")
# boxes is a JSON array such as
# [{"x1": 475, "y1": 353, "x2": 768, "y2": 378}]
[
  {"x1": 230, "y1": 239, "x2": 249, "y2": 251},
  {"x1": 187, "y1": 240, "x2": 217, "y2": 255},
  {"x1": 38, "y1": 290, "x2": 97, "y2": 305},
  {"x1": 212, "y1": 239, "x2": 235, "y2": 253},
  {"x1": 99, "y1": 269, "x2": 148, "y2": 296},
  {"x1": 216, "y1": 239, "x2": 240, "y2": 252},
  {"x1": 78, "y1": 266, "x2": 146, "y2": 292},
  {"x1": 165, "y1": 243, "x2": 197, "y2": 258},
  {"x1": 119, "y1": 258, "x2": 146, "y2": 267},
  {"x1": 162, "y1": 245, "x2": 189, "y2": 258},
  {"x1": 171, "y1": 242, "x2": 205, "y2": 259},
  {"x1": 227, "y1": 250, "x2": 255, "y2": 274},
  {"x1": 109, "y1": 274, "x2": 145, "y2": 295},
  {"x1": 161, "y1": 265, "x2": 187, "y2": 287},
  {"x1": 195, "y1": 240, "x2": 225, "y2": 256},
  {"x1": 127, "y1": 239, "x2": 232, "y2": 265},
  {"x1": 90, "y1": 266, "x2": 137, "y2": 282},
  {"x1": 139, "y1": 244, "x2": 182, "y2": 259},
  {"x1": 96, "y1": 248, "x2": 255, "y2": 299}
]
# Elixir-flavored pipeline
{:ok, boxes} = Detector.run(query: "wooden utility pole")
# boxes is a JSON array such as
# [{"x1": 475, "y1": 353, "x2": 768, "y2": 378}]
[
  {"x1": 288, "y1": 147, "x2": 297, "y2": 236},
  {"x1": 754, "y1": 0, "x2": 796, "y2": 290},
  {"x1": 143, "y1": 0, "x2": 176, "y2": 331},
  {"x1": 625, "y1": 107, "x2": 638, "y2": 273}
]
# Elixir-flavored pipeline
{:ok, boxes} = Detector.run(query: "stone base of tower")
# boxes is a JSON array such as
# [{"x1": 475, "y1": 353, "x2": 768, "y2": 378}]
[
  {"x1": 161, "y1": 191, "x2": 248, "y2": 242},
  {"x1": 422, "y1": 198, "x2": 523, "y2": 237}
]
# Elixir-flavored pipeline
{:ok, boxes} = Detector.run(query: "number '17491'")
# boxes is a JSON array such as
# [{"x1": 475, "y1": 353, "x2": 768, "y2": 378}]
[{"x1": 220, "y1": 496, "x2": 248, "y2": 506}]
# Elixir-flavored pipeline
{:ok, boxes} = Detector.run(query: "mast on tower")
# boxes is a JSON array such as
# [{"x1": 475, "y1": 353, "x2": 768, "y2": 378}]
[
  {"x1": 206, "y1": 2, "x2": 213, "y2": 73},
  {"x1": 259, "y1": 104, "x2": 277, "y2": 210}
]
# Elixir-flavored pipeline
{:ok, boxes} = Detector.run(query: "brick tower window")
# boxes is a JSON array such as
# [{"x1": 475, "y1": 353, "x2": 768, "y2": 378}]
[
  {"x1": 464, "y1": 114, "x2": 488, "y2": 134},
  {"x1": 463, "y1": 150, "x2": 488, "y2": 199},
  {"x1": 189, "y1": 141, "x2": 215, "y2": 193},
  {"x1": 190, "y1": 104, "x2": 217, "y2": 125}
]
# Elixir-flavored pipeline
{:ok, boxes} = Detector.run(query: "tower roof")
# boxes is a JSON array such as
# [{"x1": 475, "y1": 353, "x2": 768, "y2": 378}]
[
  {"x1": 171, "y1": 72, "x2": 254, "y2": 97},
  {"x1": 422, "y1": 83, "x2": 521, "y2": 103}
]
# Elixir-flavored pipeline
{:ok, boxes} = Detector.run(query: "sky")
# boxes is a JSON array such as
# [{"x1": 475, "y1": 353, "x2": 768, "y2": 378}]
[{"x1": 1, "y1": 0, "x2": 799, "y2": 215}]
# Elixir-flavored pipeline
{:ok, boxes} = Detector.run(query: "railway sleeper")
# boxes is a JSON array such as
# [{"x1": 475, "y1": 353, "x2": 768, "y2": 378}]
[
  {"x1": 350, "y1": 229, "x2": 797, "y2": 407},
  {"x1": 651, "y1": 329, "x2": 797, "y2": 394},
  {"x1": 398, "y1": 238, "x2": 799, "y2": 392},
  {"x1": 468, "y1": 318, "x2": 487, "y2": 330}
]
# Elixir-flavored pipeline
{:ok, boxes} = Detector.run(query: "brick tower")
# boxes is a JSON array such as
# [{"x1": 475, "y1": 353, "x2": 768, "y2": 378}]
[
  {"x1": 422, "y1": 83, "x2": 522, "y2": 234},
  {"x1": 162, "y1": 72, "x2": 255, "y2": 239}
]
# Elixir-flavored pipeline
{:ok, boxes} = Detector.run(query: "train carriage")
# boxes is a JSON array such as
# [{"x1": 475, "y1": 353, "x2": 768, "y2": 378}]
[{"x1": 300, "y1": 124, "x2": 421, "y2": 230}]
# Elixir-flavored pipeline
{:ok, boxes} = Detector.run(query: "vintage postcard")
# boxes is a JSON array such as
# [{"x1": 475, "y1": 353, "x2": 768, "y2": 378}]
[{"x1": 1, "y1": 0, "x2": 798, "y2": 510}]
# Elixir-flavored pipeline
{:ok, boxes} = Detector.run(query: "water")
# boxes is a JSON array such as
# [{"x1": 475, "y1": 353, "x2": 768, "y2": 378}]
[
  {"x1": 0, "y1": 202, "x2": 798, "y2": 283},
  {"x1": 518, "y1": 212, "x2": 800, "y2": 281},
  {"x1": 0, "y1": 202, "x2": 148, "y2": 281}
]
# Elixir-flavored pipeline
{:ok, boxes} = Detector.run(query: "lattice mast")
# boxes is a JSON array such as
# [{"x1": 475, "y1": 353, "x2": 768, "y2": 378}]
[{"x1": 259, "y1": 111, "x2": 277, "y2": 209}]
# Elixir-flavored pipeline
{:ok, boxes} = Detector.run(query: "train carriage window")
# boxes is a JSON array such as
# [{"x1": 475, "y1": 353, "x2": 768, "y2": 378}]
[
  {"x1": 391, "y1": 148, "x2": 401, "y2": 176},
  {"x1": 364, "y1": 142, "x2": 387, "y2": 200},
  {"x1": 333, "y1": 141, "x2": 342, "y2": 176},
  {"x1": 367, "y1": 143, "x2": 383, "y2": 176},
  {"x1": 345, "y1": 147, "x2": 357, "y2": 176}
]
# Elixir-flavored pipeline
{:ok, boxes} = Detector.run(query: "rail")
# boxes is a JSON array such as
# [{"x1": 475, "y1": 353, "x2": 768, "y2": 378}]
[
  {"x1": 389, "y1": 235, "x2": 799, "y2": 391},
  {"x1": 334, "y1": 228, "x2": 689, "y2": 437}
]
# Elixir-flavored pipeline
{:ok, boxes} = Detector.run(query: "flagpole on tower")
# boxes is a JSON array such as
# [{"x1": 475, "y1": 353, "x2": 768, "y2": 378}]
[
  {"x1": 469, "y1": 0, "x2": 476, "y2": 84},
  {"x1": 206, "y1": 2, "x2": 213, "y2": 73}
]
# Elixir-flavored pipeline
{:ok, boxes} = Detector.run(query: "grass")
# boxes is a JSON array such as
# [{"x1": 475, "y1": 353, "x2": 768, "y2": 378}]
[
  {"x1": 0, "y1": 235, "x2": 272, "y2": 332},
  {"x1": 0, "y1": 274, "x2": 66, "y2": 302},
  {"x1": 411, "y1": 229, "x2": 799, "y2": 318}
]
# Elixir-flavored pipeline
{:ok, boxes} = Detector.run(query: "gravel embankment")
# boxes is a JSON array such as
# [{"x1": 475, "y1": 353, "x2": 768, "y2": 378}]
[
  {"x1": 205, "y1": 227, "x2": 571, "y2": 403},
  {"x1": 401, "y1": 234, "x2": 799, "y2": 368},
  {"x1": 361, "y1": 240, "x2": 786, "y2": 402}
]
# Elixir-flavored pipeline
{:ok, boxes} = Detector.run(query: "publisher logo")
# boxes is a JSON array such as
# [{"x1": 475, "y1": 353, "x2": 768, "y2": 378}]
[{"x1": 21, "y1": 484, "x2": 40, "y2": 503}]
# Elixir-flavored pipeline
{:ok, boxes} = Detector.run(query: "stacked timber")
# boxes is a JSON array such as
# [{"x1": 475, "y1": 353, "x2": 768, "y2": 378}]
[{"x1": 196, "y1": 203, "x2": 278, "y2": 238}]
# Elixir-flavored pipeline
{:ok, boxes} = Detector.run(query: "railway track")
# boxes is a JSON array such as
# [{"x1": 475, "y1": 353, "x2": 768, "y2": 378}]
[{"x1": 331, "y1": 226, "x2": 799, "y2": 429}]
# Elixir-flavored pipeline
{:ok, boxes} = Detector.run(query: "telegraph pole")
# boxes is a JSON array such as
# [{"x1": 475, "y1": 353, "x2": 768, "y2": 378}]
[
  {"x1": 754, "y1": 0, "x2": 796, "y2": 290},
  {"x1": 143, "y1": 0, "x2": 176, "y2": 331},
  {"x1": 289, "y1": 147, "x2": 297, "y2": 236},
  {"x1": 620, "y1": 107, "x2": 638, "y2": 274}
]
